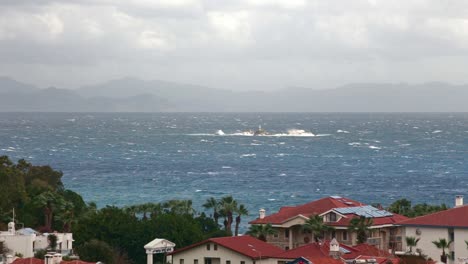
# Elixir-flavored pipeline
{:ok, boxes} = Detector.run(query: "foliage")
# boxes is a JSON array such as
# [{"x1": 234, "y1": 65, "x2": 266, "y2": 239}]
[
  {"x1": 405, "y1": 236, "x2": 420, "y2": 253},
  {"x1": 34, "y1": 249, "x2": 47, "y2": 259},
  {"x1": 76, "y1": 239, "x2": 115, "y2": 264},
  {"x1": 432, "y1": 238, "x2": 452, "y2": 263},
  {"x1": 246, "y1": 224, "x2": 277, "y2": 241},
  {"x1": 48, "y1": 234, "x2": 58, "y2": 250},
  {"x1": 348, "y1": 216, "x2": 373, "y2": 244},
  {"x1": 203, "y1": 196, "x2": 249, "y2": 236},
  {"x1": 301, "y1": 215, "x2": 335, "y2": 242},
  {"x1": 0, "y1": 241, "x2": 10, "y2": 256},
  {"x1": 387, "y1": 199, "x2": 449, "y2": 217}
]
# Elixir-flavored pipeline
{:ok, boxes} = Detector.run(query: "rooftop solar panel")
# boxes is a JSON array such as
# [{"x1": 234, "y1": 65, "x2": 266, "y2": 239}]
[{"x1": 334, "y1": 205, "x2": 393, "y2": 218}]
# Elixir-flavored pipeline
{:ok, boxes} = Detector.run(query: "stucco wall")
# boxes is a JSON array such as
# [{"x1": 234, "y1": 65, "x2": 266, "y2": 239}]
[
  {"x1": 0, "y1": 234, "x2": 35, "y2": 258},
  {"x1": 171, "y1": 242, "x2": 276, "y2": 264},
  {"x1": 404, "y1": 226, "x2": 449, "y2": 262}
]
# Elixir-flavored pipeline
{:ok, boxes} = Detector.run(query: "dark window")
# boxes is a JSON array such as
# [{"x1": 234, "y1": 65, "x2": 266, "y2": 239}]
[
  {"x1": 285, "y1": 246, "x2": 290, "y2": 250},
  {"x1": 195, "y1": 260, "x2": 198, "y2": 264},
  {"x1": 205, "y1": 259, "x2": 212, "y2": 264},
  {"x1": 214, "y1": 244, "x2": 218, "y2": 250},
  {"x1": 285, "y1": 229, "x2": 289, "y2": 238},
  {"x1": 207, "y1": 244, "x2": 210, "y2": 250},
  {"x1": 451, "y1": 251, "x2": 455, "y2": 260},
  {"x1": 227, "y1": 261, "x2": 231, "y2": 264},
  {"x1": 180, "y1": 259, "x2": 184, "y2": 264},
  {"x1": 331, "y1": 230, "x2": 336, "y2": 238},
  {"x1": 241, "y1": 261, "x2": 245, "y2": 264},
  {"x1": 342, "y1": 231, "x2": 348, "y2": 241},
  {"x1": 329, "y1": 212, "x2": 337, "y2": 222}
]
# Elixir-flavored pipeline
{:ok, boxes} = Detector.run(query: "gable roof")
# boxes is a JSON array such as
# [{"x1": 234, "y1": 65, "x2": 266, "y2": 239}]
[
  {"x1": 397, "y1": 205, "x2": 468, "y2": 228},
  {"x1": 250, "y1": 196, "x2": 363, "y2": 225},
  {"x1": 250, "y1": 196, "x2": 408, "y2": 226},
  {"x1": 169, "y1": 236, "x2": 284, "y2": 259}
]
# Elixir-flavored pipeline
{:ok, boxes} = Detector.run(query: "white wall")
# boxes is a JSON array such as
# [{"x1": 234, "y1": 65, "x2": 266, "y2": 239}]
[
  {"x1": 454, "y1": 229, "x2": 468, "y2": 263},
  {"x1": 171, "y1": 242, "x2": 276, "y2": 264},
  {"x1": 0, "y1": 234, "x2": 36, "y2": 258},
  {"x1": 404, "y1": 226, "x2": 454, "y2": 263}
]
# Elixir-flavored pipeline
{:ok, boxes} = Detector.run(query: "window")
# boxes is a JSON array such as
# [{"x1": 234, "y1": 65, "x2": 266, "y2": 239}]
[
  {"x1": 205, "y1": 259, "x2": 212, "y2": 264},
  {"x1": 180, "y1": 259, "x2": 185, "y2": 264},
  {"x1": 329, "y1": 212, "x2": 337, "y2": 222},
  {"x1": 342, "y1": 231, "x2": 348, "y2": 241},
  {"x1": 241, "y1": 261, "x2": 245, "y2": 264},
  {"x1": 227, "y1": 261, "x2": 231, "y2": 264},
  {"x1": 195, "y1": 260, "x2": 198, "y2": 264},
  {"x1": 285, "y1": 229, "x2": 289, "y2": 238},
  {"x1": 207, "y1": 244, "x2": 210, "y2": 250},
  {"x1": 214, "y1": 244, "x2": 218, "y2": 250},
  {"x1": 285, "y1": 246, "x2": 290, "y2": 250},
  {"x1": 331, "y1": 230, "x2": 336, "y2": 238}
]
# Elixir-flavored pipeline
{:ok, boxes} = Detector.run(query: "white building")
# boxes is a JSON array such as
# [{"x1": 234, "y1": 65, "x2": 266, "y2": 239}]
[
  {"x1": 0, "y1": 222, "x2": 73, "y2": 258},
  {"x1": 399, "y1": 196, "x2": 468, "y2": 264}
]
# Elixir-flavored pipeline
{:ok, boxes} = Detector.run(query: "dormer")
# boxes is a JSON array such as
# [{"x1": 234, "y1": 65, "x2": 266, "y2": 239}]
[{"x1": 320, "y1": 210, "x2": 346, "y2": 223}]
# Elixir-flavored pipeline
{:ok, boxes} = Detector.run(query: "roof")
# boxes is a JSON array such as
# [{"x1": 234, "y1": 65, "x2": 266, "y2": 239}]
[
  {"x1": 275, "y1": 241, "x2": 394, "y2": 262},
  {"x1": 12, "y1": 258, "x2": 44, "y2": 264},
  {"x1": 250, "y1": 196, "x2": 408, "y2": 226},
  {"x1": 397, "y1": 205, "x2": 468, "y2": 228},
  {"x1": 169, "y1": 236, "x2": 284, "y2": 259},
  {"x1": 250, "y1": 196, "x2": 364, "y2": 224},
  {"x1": 144, "y1": 238, "x2": 176, "y2": 250}
]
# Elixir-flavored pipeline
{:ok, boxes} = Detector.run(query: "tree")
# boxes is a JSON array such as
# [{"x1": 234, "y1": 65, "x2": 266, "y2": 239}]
[
  {"x1": 234, "y1": 204, "x2": 249, "y2": 236},
  {"x1": 203, "y1": 197, "x2": 220, "y2": 225},
  {"x1": 302, "y1": 215, "x2": 335, "y2": 242},
  {"x1": 348, "y1": 216, "x2": 373, "y2": 244},
  {"x1": 405, "y1": 236, "x2": 420, "y2": 253},
  {"x1": 76, "y1": 239, "x2": 114, "y2": 264},
  {"x1": 432, "y1": 238, "x2": 452, "y2": 264},
  {"x1": 48, "y1": 234, "x2": 58, "y2": 251},
  {"x1": 246, "y1": 224, "x2": 277, "y2": 241},
  {"x1": 387, "y1": 199, "x2": 412, "y2": 215},
  {"x1": 218, "y1": 196, "x2": 238, "y2": 235}
]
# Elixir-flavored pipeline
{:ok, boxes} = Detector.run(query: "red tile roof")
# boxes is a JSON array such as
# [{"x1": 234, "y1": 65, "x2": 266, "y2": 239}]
[
  {"x1": 340, "y1": 243, "x2": 393, "y2": 260},
  {"x1": 250, "y1": 196, "x2": 408, "y2": 226},
  {"x1": 169, "y1": 236, "x2": 284, "y2": 259},
  {"x1": 61, "y1": 261, "x2": 96, "y2": 264},
  {"x1": 250, "y1": 197, "x2": 364, "y2": 224},
  {"x1": 275, "y1": 242, "x2": 330, "y2": 259},
  {"x1": 397, "y1": 205, "x2": 468, "y2": 228},
  {"x1": 12, "y1": 258, "x2": 44, "y2": 264},
  {"x1": 305, "y1": 257, "x2": 343, "y2": 264}
]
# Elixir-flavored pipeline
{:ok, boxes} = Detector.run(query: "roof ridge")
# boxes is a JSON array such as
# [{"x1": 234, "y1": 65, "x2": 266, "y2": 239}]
[{"x1": 398, "y1": 204, "x2": 465, "y2": 224}]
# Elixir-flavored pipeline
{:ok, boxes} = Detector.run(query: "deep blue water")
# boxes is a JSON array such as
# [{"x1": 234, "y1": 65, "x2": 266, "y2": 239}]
[{"x1": 1, "y1": 113, "x2": 467, "y2": 230}]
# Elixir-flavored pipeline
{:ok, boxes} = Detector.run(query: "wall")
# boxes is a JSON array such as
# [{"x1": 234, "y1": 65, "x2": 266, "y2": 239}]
[{"x1": 403, "y1": 226, "x2": 449, "y2": 262}]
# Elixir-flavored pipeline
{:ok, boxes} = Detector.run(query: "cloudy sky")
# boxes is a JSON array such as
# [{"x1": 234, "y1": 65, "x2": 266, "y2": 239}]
[{"x1": 0, "y1": 0, "x2": 467, "y2": 91}]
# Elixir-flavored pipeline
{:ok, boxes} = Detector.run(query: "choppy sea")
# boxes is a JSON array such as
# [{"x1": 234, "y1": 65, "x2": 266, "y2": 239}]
[{"x1": 1, "y1": 113, "x2": 467, "y2": 230}]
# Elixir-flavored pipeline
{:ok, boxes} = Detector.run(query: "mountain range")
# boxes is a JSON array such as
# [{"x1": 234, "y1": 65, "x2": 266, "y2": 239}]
[{"x1": 0, "y1": 76, "x2": 467, "y2": 112}]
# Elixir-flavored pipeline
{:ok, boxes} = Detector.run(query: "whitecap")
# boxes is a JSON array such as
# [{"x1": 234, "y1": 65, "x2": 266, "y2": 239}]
[
  {"x1": 337, "y1": 130, "x2": 350, "y2": 133},
  {"x1": 241, "y1": 153, "x2": 256, "y2": 157},
  {"x1": 268, "y1": 198, "x2": 276, "y2": 201},
  {"x1": 250, "y1": 143, "x2": 262, "y2": 146},
  {"x1": 432, "y1": 130, "x2": 443, "y2": 134},
  {"x1": 348, "y1": 142, "x2": 361, "y2": 146},
  {"x1": 195, "y1": 189, "x2": 203, "y2": 192},
  {"x1": 369, "y1": 145, "x2": 381, "y2": 150},
  {"x1": 222, "y1": 166, "x2": 232, "y2": 169}
]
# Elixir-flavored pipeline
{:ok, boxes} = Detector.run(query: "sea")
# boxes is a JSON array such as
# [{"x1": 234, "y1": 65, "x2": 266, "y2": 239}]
[{"x1": 0, "y1": 113, "x2": 467, "y2": 231}]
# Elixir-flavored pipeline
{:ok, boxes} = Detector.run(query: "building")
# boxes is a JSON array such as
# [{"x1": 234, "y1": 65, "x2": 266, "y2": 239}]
[
  {"x1": 249, "y1": 196, "x2": 408, "y2": 251},
  {"x1": 0, "y1": 222, "x2": 73, "y2": 258},
  {"x1": 398, "y1": 196, "x2": 468, "y2": 264},
  {"x1": 168, "y1": 236, "x2": 285, "y2": 264}
]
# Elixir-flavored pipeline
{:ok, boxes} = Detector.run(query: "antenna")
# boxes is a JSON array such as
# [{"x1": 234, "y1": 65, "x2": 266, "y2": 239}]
[{"x1": 12, "y1": 208, "x2": 15, "y2": 223}]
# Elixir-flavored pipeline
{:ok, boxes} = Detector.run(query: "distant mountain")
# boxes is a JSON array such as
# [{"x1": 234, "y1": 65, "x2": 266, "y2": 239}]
[{"x1": 1, "y1": 77, "x2": 467, "y2": 112}]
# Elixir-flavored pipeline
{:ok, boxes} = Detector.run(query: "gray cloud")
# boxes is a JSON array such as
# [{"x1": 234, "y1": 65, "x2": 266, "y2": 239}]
[{"x1": 0, "y1": 0, "x2": 467, "y2": 90}]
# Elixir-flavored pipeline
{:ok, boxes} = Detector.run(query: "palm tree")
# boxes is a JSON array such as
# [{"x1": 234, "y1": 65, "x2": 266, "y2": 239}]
[
  {"x1": 465, "y1": 240, "x2": 468, "y2": 249},
  {"x1": 203, "y1": 197, "x2": 220, "y2": 225},
  {"x1": 55, "y1": 201, "x2": 75, "y2": 232},
  {"x1": 348, "y1": 216, "x2": 373, "y2": 244},
  {"x1": 247, "y1": 224, "x2": 277, "y2": 241},
  {"x1": 432, "y1": 238, "x2": 452, "y2": 264},
  {"x1": 218, "y1": 196, "x2": 238, "y2": 235},
  {"x1": 405, "y1": 236, "x2": 420, "y2": 253},
  {"x1": 234, "y1": 204, "x2": 249, "y2": 236},
  {"x1": 302, "y1": 215, "x2": 335, "y2": 242},
  {"x1": 163, "y1": 200, "x2": 195, "y2": 215}
]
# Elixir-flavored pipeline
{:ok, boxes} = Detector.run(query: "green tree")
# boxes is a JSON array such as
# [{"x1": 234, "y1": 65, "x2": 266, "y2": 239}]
[
  {"x1": 387, "y1": 199, "x2": 412, "y2": 215},
  {"x1": 234, "y1": 204, "x2": 249, "y2": 236},
  {"x1": 48, "y1": 234, "x2": 58, "y2": 251},
  {"x1": 432, "y1": 238, "x2": 452, "y2": 264},
  {"x1": 218, "y1": 196, "x2": 238, "y2": 235},
  {"x1": 203, "y1": 197, "x2": 220, "y2": 225},
  {"x1": 76, "y1": 239, "x2": 114, "y2": 264},
  {"x1": 348, "y1": 216, "x2": 373, "y2": 244},
  {"x1": 405, "y1": 236, "x2": 420, "y2": 253},
  {"x1": 246, "y1": 224, "x2": 277, "y2": 242},
  {"x1": 302, "y1": 215, "x2": 335, "y2": 242}
]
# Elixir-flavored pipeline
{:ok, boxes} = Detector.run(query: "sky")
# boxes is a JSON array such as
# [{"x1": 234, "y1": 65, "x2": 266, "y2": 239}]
[{"x1": 0, "y1": 0, "x2": 467, "y2": 91}]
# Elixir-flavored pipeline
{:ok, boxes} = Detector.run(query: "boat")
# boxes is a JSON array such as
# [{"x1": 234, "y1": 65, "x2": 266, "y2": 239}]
[{"x1": 253, "y1": 125, "x2": 268, "y2": 136}]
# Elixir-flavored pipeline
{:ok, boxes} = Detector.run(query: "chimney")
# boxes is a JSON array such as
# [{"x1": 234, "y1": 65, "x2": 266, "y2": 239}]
[
  {"x1": 329, "y1": 238, "x2": 340, "y2": 259},
  {"x1": 45, "y1": 254, "x2": 54, "y2": 264},
  {"x1": 456, "y1": 195, "x2": 464, "y2": 207},
  {"x1": 259, "y1": 208, "x2": 266, "y2": 219},
  {"x1": 7, "y1": 222, "x2": 15, "y2": 234},
  {"x1": 6, "y1": 255, "x2": 13, "y2": 264}
]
